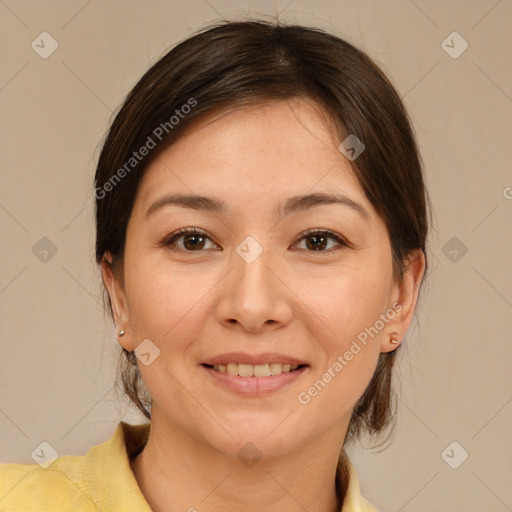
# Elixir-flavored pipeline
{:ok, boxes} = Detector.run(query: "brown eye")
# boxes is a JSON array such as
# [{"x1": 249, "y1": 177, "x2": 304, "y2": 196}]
[
  {"x1": 294, "y1": 229, "x2": 348, "y2": 253},
  {"x1": 162, "y1": 228, "x2": 218, "y2": 252},
  {"x1": 181, "y1": 233, "x2": 207, "y2": 250},
  {"x1": 305, "y1": 233, "x2": 328, "y2": 251}
]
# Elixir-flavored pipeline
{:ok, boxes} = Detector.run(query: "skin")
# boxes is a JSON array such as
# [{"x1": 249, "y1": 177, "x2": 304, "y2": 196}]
[{"x1": 102, "y1": 98, "x2": 425, "y2": 512}]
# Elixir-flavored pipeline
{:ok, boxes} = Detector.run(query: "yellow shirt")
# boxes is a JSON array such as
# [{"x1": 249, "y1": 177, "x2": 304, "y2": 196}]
[{"x1": 0, "y1": 421, "x2": 378, "y2": 511}]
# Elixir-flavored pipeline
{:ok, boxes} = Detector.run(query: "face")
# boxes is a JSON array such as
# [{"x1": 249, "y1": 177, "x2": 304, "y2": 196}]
[{"x1": 103, "y1": 99, "x2": 423, "y2": 458}]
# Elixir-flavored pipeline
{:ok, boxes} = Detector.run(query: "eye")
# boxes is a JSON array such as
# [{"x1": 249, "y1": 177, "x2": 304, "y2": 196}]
[
  {"x1": 160, "y1": 227, "x2": 219, "y2": 252},
  {"x1": 292, "y1": 229, "x2": 349, "y2": 253},
  {"x1": 159, "y1": 227, "x2": 349, "y2": 254}
]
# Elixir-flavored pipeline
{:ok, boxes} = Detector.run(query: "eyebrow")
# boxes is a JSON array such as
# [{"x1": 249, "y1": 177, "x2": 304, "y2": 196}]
[{"x1": 145, "y1": 192, "x2": 370, "y2": 221}]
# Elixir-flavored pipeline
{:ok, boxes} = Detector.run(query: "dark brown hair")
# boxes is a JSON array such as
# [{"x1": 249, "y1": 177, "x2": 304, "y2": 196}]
[{"x1": 95, "y1": 19, "x2": 430, "y2": 445}]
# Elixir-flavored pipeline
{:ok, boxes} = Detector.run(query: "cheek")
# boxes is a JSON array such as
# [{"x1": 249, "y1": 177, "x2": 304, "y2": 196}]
[
  {"x1": 297, "y1": 347, "x2": 378, "y2": 430},
  {"x1": 123, "y1": 261, "x2": 211, "y2": 400},
  {"x1": 123, "y1": 257, "x2": 207, "y2": 341},
  {"x1": 300, "y1": 263, "x2": 391, "y2": 348},
  {"x1": 296, "y1": 273, "x2": 387, "y2": 413},
  {"x1": 293, "y1": 264, "x2": 390, "y2": 409}
]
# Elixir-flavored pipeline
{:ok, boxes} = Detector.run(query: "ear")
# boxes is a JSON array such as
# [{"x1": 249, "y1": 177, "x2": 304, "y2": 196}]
[
  {"x1": 380, "y1": 249, "x2": 426, "y2": 353},
  {"x1": 101, "y1": 252, "x2": 135, "y2": 352}
]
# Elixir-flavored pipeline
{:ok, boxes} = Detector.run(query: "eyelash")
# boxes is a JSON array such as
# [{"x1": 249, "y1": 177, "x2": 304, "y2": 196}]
[{"x1": 159, "y1": 227, "x2": 349, "y2": 254}]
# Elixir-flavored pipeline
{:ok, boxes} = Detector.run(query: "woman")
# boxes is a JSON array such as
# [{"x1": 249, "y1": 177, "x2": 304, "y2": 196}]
[{"x1": 0, "y1": 20, "x2": 428, "y2": 511}]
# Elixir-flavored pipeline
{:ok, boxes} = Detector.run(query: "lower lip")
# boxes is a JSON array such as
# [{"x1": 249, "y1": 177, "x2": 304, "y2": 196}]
[{"x1": 201, "y1": 365, "x2": 309, "y2": 395}]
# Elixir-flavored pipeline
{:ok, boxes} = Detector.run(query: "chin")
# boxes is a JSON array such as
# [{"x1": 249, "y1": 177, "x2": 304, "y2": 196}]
[{"x1": 203, "y1": 413, "x2": 308, "y2": 460}]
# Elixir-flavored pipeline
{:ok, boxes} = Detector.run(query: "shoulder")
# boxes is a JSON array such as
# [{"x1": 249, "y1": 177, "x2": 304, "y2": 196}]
[
  {"x1": 0, "y1": 421, "x2": 152, "y2": 512},
  {"x1": 0, "y1": 455, "x2": 99, "y2": 510}
]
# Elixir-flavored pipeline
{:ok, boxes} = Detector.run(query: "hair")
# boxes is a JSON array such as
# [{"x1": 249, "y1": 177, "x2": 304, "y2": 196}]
[{"x1": 95, "y1": 19, "x2": 430, "y2": 446}]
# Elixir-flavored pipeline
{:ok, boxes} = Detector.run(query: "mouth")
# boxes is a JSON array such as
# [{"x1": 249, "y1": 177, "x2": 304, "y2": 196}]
[
  {"x1": 201, "y1": 362, "x2": 308, "y2": 377},
  {"x1": 200, "y1": 362, "x2": 310, "y2": 395}
]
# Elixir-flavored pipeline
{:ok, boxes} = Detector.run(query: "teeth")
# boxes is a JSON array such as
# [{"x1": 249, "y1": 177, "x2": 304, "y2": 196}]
[
  {"x1": 238, "y1": 364, "x2": 254, "y2": 377},
  {"x1": 212, "y1": 363, "x2": 300, "y2": 376}
]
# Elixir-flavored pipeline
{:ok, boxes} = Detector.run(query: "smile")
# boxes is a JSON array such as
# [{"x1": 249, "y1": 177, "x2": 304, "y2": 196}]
[
  {"x1": 206, "y1": 362, "x2": 304, "y2": 377},
  {"x1": 201, "y1": 363, "x2": 309, "y2": 395}
]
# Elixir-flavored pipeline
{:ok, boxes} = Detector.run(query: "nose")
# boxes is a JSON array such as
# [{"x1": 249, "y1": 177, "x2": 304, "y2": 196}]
[{"x1": 215, "y1": 244, "x2": 293, "y2": 333}]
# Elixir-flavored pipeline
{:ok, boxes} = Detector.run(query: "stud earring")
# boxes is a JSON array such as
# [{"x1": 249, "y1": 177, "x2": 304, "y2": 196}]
[
  {"x1": 390, "y1": 338, "x2": 400, "y2": 344},
  {"x1": 118, "y1": 329, "x2": 125, "y2": 337}
]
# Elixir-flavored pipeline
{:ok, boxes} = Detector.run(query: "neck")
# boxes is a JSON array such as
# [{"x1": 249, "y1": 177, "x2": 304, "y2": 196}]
[{"x1": 130, "y1": 413, "x2": 349, "y2": 512}]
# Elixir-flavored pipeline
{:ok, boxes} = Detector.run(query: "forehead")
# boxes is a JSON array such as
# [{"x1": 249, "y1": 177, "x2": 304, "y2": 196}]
[{"x1": 134, "y1": 99, "x2": 375, "y2": 222}]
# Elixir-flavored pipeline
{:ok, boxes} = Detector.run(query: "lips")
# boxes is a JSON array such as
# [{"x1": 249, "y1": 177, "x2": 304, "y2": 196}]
[
  {"x1": 200, "y1": 352, "x2": 310, "y2": 393},
  {"x1": 201, "y1": 363, "x2": 309, "y2": 394}
]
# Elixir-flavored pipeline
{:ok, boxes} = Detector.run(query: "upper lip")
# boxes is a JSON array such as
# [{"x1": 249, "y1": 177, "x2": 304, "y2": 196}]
[{"x1": 202, "y1": 352, "x2": 309, "y2": 366}]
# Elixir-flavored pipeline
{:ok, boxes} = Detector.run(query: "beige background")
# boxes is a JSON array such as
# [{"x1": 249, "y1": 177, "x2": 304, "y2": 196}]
[{"x1": 1, "y1": 1, "x2": 511, "y2": 511}]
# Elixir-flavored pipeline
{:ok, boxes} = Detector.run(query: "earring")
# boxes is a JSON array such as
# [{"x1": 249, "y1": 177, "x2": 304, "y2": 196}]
[
  {"x1": 390, "y1": 338, "x2": 400, "y2": 344},
  {"x1": 118, "y1": 329, "x2": 125, "y2": 337}
]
